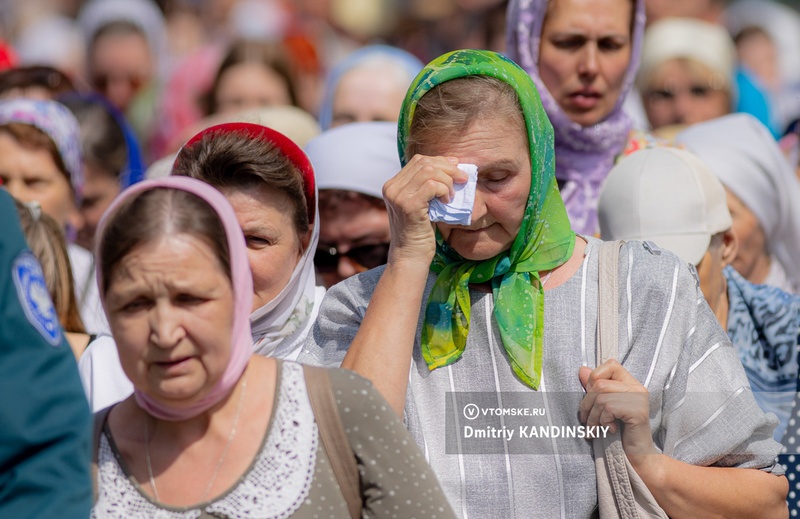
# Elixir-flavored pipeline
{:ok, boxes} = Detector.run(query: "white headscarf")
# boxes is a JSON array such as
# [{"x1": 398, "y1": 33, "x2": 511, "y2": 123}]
[
  {"x1": 638, "y1": 18, "x2": 736, "y2": 93},
  {"x1": 676, "y1": 113, "x2": 800, "y2": 291},
  {"x1": 304, "y1": 121, "x2": 399, "y2": 200},
  {"x1": 77, "y1": 0, "x2": 169, "y2": 78},
  {"x1": 174, "y1": 123, "x2": 321, "y2": 359}
]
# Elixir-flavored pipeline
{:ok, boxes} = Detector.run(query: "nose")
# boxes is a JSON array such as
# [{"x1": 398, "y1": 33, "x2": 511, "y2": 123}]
[
  {"x1": 337, "y1": 256, "x2": 360, "y2": 280},
  {"x1": 149, "y1": 301, "x2": 185, "y2": 349},
  {"x1": 4, "y1": 179, "x2": 26, "y2": 201},
  {"x1": 672, "y1": 90, "x2": 694, "y2": 125},
  {"x1": 470, "y1": 188, "x2": 488, "y2": 226},
  {"x1": 577, "y1": 44, "x2": 599, "y2": 80}
]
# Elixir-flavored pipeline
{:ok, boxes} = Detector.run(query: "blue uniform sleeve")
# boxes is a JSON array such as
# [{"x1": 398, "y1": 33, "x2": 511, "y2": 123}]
[{"x1": 0, "y1": 190, "x2": 92, "y2": 518}]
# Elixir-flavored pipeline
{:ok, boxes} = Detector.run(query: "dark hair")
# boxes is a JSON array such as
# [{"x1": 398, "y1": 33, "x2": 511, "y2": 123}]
[
  {"x1": 733, "y1": 25, "x2": 772, "y2": 46},
  {"x1": 99, "y1": 188, "x2": 230, "y2": 293},
  {"x1": 0, "y1": 122, "x2": 70, "y2": 182},
  {"x1": 173, "y1": 130, "x2": 310, "y2": 236},
  {"x1": 405, "y1": 75, "x2": 524, "y2": 161},
  {"x1": 319, "y1": 189, "x2": 386, "y2": 215},
  {"x1": 15, "y1": 199, "x2": 85, "y2": 333},
  {"x1": 202, "y1": 39, "x2": 298, "y2": 115},
  {"x1": 59, "y1": 96, "x2": 127, "y2": 180},
  {"x1": 0, "y1": 65, "x2": 76, "y2": 98}
]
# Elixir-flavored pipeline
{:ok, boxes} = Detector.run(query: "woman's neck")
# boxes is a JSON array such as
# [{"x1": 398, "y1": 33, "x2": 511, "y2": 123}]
[{"x1": 743, "y1": 253, "x2": 772, "y2": 286}]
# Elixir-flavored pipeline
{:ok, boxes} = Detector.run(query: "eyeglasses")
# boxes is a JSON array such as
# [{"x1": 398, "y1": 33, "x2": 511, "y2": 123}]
[{"x1": 314, "y1": 243, "x2": 390, "y2": 273}]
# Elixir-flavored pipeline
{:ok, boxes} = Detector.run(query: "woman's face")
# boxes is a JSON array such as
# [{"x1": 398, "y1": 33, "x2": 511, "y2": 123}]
[
  {"x1": 76, "y1": 163, "x2": 121, "y2": 250},
  {"x1": 538, "y1": 0, "x2": 633, "y2": 127},
  {"x1": 91, "y1": 31, "x2": 153, "y2": 111},
  {"x1": 214, "y1": 63, "x2": 293, "y2": 115},
  {"x1": 105, "y1": 233, "x2": 234, "y2": 405},
  {"x1": 642, "y1": 58, "x2": 730, "y2": 130},
  {"x1": 222, "y1": 184, "x2": 308, "y2": 312},
  {"x1": 428, "y1": 114, "x2": 532, "y2": 261},
  {"x1": 0, "y1": 132, "x2": 79, "y2": 230},
  {"x1": 331, "y1": 65, "x2": 409, "y2": 127},
  {"x1": 725, "y1": 188, "x2": 768, "y2": 280}
]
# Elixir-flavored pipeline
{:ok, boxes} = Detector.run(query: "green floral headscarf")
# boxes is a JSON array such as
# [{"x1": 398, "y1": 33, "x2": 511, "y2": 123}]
[{"x1": 397, "y1": 50, "x2": 575, "y2": 390}]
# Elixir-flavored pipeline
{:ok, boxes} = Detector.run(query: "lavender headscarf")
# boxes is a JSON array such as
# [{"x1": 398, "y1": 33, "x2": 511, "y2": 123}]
[
  {"x1": 0, "y1": 98, "x2": 84, "y2": 204},
  {"x1": 506, "y1": 0, "x2": 646, "y2": 235},
  {"x1": 95, "y1": 176, "x2": 253, "y2": 421}
]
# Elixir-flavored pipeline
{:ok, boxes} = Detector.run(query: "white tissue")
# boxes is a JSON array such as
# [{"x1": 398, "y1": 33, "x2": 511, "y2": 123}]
[{"x1": 428, "y1": 163, "x2": 478, "y2": 225}]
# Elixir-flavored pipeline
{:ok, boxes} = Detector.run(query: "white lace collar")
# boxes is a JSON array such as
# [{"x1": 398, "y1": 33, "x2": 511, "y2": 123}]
[{"x1": 92, "y1": 362, "x2": 318, "y2": 519}]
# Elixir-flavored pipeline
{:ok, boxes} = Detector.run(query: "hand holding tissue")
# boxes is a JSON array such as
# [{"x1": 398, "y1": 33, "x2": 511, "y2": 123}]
[{"x1": 428, "y1": 163, "x2": 477, "y2": 225}]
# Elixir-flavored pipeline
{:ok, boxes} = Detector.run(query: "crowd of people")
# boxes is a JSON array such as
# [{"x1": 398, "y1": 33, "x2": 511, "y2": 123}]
[{"x1": 1, "y1": 0, "x2": 800, "y2": 517}]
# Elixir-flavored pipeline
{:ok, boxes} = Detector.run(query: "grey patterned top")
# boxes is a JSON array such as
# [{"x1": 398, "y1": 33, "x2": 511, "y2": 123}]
[
  {"x1": 93, "y1": 362, "x2": 455, "y2": 519},
  {"x1": 299, "y1": 237, "x2": 783, "y2": 519}
]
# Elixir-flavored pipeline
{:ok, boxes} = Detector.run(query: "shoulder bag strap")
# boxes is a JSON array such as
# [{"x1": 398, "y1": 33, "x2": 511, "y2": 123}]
[
  {"x1": 597, "y1": 240, "x2": 624, "y2": 363},
  {"x1": 304, "y1": 365, "x2": 361, "y2": 519},
  {"x1": 594, "y1": 240, "x2": 668, "y2": 519}
]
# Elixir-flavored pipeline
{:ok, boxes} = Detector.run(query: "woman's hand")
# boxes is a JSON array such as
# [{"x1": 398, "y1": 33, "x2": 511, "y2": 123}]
[
  {"x1": 578, "y1": 361, "x2": 663, "y2": 478},
  {"x1": 382, "y1": 154, "x2": 467, "y2": 269}
]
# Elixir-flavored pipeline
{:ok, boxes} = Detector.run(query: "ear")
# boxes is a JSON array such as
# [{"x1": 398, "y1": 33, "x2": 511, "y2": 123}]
[
  {"x1": 298, "y1": 226, "x2": 313, "y2": 257},
  {"x1": 721, "y1": 228, "x2": 738, "y2": 267}
]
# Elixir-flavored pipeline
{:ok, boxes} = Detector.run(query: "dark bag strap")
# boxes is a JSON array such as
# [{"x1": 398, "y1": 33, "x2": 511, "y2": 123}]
[
  {"x1": 304, "y1": 365, "x2": 361, "y2": 519},
  {"x1": 91, "y1": 406, "x2": 112, "y2": 502}
]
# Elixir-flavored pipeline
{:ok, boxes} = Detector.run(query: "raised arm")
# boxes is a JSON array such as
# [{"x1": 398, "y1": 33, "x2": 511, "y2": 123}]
[{"x1": 340, "y1": 155, "x2": 466, "y2": 415}]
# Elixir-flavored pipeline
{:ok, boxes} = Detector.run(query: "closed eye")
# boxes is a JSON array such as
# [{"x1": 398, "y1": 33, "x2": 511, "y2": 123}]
[
  {"x1": 598, "y1": 37, "x2": 627, "y2": 51},
  {"x1": 551, "y1": 36, "x2": 586, "y2": 50},
  {"x1": 245, "y1": 235, "x2": 272, "y2": 249},
  {"x1": 174, "y1": 293, "x2": 206, "y2": 306},
  {"x1": 120, "y1": 297, "x2": 151, "y2": 312}
]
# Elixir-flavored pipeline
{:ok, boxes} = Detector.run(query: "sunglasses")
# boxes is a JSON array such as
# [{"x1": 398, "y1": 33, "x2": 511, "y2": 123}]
[{"x1": 314, "y1": 242, "x2": 390, "y2": 273}]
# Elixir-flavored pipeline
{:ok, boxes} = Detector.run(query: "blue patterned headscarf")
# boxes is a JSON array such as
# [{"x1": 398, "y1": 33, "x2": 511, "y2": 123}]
[{"x1": 725, "y1": 265, "x2": 800, "y2": 440}]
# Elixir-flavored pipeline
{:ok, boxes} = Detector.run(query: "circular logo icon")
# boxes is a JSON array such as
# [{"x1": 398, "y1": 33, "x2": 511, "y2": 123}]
[{"x1": 463, "y1": 403, "x2": 480, "y2": 421}]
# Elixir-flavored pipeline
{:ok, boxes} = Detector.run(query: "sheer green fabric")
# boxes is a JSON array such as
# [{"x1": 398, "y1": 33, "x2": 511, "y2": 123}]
[{"x1": 397, "y1": 50, "x2": 575, "y2": 389}]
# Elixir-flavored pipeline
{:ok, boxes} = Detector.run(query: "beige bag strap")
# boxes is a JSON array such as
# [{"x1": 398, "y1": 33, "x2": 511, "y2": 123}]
[
  {"x1": 91, "y1": 406, "x2": 112, "y2": 502},
  {"x1": 594, "y1": 241, "x2": 668, "y2": 519},
  {"x1": 304, "y1": 365, "x2": 362, "y2": 519}
]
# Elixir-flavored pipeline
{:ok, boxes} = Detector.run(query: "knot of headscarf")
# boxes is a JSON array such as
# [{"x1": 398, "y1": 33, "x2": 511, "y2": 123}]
[
  {"x1": 398, "y1": 50, "x2": 575, "y2": 389},
  {"x1": 506, "y1": 0, "x2": 646, "y2": 235}
]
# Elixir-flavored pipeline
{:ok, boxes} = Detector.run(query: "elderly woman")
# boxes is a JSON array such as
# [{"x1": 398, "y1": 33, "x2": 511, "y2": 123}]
[
  {"x1": 79, "y1": 123, "x2": 324, "y2": 410},
  {"x1": 300, "y1": 49, "x2": 787, "y2": 518},
  {"x1": 637, "y1": 18, "x2": 735, "y2": 132},
  {"x1": 305, "y1": 121, "x2": 398, "y2": 287},
  {"x1": 677, "y1": 113, "x2": 800, "y2": 294},
  {"x1": 0, "y1": 98, "x2": 106, "y2": 334},
  {"x1": 91, "y1": 175, "x2": 455, "y2": 517},
  {"x1": 506, "y1": 0, "x2": 648, "y2": 235},
  {"x1": 318, "y1": 45, "x2": 424, "y2": 130}
]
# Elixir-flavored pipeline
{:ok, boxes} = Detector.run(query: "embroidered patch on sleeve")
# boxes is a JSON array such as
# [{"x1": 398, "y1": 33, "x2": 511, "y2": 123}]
[{"x1": 12, "y1": 252, "x2": 62, "y2": 346}]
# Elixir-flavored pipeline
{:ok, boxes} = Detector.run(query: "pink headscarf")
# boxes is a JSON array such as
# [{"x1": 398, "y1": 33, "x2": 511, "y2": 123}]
[{"x1": 95, "y1": 176, "x2": 253, "y2": 421}]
